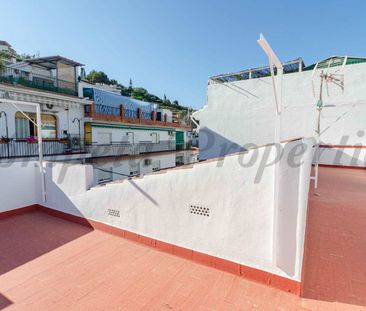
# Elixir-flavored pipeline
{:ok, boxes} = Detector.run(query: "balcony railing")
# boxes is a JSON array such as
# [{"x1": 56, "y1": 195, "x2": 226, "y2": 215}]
[
  {"x1": 0, "y1": 68, "x2": 78, "y2": 96},
  {"x1": 85, "y1": 141, "x2": 176, "y2": 158},
  {"x1": 0, "y1": 139, "x2": 86, "y2": 159},
  {"x1": 84, "y1": 103, "x2": 191, "y2": 129}
]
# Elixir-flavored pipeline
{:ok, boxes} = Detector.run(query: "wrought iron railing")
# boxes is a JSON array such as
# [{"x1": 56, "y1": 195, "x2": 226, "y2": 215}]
[
  {"x1": 85, "y1": 143, "x2": 134, "y2": 158},
  {"x1": 94, "y1": 104, "x2": 120, "y2": 116},
  {"x1": 125, "y1": 108, "x2": 138, "y2": 119},
  {"x1": 0, "y1": 139, "x2": 86, "y2": 159},
  {"x1": 0, "y1": 67, "x2": 78, "y2": 96},
  {"x1": 85, "y1": 141, "x2": 176, "y2": 158},
  {"x1": 138, "y1": 141, "x2": 175, "y2": 153}
]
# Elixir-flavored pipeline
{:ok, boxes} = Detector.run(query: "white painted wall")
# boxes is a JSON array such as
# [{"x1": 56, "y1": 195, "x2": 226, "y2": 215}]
[
  {"x1": 276, "y1": 138, "x2": 315, "y2": 278},
  {"x1": 91, "y1": 125, "x2": 175, "y2": 144},
  {"x1": 0, "y1": 160, "x2": 41, "y2": 212},
  {"x1": 199, "y1": 63, "x2": 366, "y2": 162},
  {"x1": 42, "y1": 138, "x2": 314, "y2": 281}
]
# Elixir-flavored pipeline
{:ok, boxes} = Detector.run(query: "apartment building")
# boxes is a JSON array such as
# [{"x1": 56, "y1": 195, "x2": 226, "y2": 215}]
[
  {"x1": 0, "y1": 55, "x2": 91, "y2": 161},
  {"x1": 0, "y1": 42, "x2": 196, "y2": 185},
  {"x1": 79, "y1": 81, "x2": 197, "y2": 184}
]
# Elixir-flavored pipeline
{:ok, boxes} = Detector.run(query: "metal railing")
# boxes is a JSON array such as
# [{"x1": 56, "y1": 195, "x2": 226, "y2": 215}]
[
  {"x1": 94, "y1": 104, "x2": 120, "y2": 116},
  {"x1": 0, "y1": 139, "x2": 86, "y2": 159},
  {"x1": 85, "y1": 141, "x2": 176, "y2": 158},
  {"x1": 138, "y1": 141, "x2": 175, "y2": 153},
  {"x1": 0, "y1": 67, "x2": 78, "y2": 96},
  {"x1": 85, "y1": 143, "x2": 134, "y2": 158}
]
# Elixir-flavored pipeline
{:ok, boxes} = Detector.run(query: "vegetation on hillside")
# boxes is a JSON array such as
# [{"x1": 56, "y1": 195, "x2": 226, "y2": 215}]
[
  {"x1": 0, "y1": 50, "x2": 36, "y2": 62},
  {"x1": 85, "y1": 70, "x2": 191, "y2": 112}
]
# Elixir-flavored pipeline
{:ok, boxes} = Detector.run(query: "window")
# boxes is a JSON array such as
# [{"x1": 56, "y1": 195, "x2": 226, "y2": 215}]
[{"x1": 15, "y1": 112, "x2": 57, "y2": 139}]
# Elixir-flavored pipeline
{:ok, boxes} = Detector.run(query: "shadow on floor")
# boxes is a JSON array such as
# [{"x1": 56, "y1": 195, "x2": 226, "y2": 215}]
[
  {"x1": 0, "y1": 211, "x2": 93, "y2": 276},
  {"x1": 302, "y1": 166, "x2": 366, "y2": 307},
  {"x1": 0, "y1": 293, "x2": 12, "y2": 310}
]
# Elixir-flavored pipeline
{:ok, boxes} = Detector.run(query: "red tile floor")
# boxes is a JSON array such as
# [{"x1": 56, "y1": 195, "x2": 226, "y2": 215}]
[
  {"x1": 0, "y1": 166, "x2": 365, "y2": 310},
  {"x1": 302, "y1": 166, "x2": 366, "y2": 308}
]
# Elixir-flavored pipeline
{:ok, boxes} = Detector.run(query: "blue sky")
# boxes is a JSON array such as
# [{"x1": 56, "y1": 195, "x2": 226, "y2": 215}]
[{"x1": 1, "y1": 0, "x2": 366, "y2": 109}]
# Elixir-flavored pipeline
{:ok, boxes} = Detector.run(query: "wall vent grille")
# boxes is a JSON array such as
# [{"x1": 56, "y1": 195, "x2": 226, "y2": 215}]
[
  {"x1": 107, "y1": 209, "x2": 120, "y2": 217},
  {"x1": 189, "y1": 205, "x2": 210, "y2": 217}
]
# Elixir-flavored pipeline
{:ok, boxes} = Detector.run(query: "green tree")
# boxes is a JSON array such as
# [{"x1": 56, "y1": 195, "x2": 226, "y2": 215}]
[
  {"x1": 131, "y1": 87, "x2": 149, "y2": 101},
  {"x1": 85, "y1": 70, "x2": 110, "y2": 84},
  {"x1": 110, "y1": 79, "x2": 118, "y2": 85},
  {"x1": 0, "y1": 59, "x2": 4, "y2": 73},
  {"x1": 146, "y1": 94, "x2": 163, "y2": 104}
]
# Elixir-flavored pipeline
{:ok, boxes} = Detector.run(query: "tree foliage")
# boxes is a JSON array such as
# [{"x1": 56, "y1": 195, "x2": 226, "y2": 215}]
[
  {"x1": 85, "y1": 70, "x2": 191, "y2": 111},
  {"x1": 85, "y1": 70, "x2": 110, "y2": 84}
]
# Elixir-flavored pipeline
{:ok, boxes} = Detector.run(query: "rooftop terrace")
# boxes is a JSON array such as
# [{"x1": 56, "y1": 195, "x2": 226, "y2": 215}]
[
  {"x1": 0, "y1": 166, "x2": 365, "y2": 310},
  {"x1": 209, "y1": 56, "x2": 366, "y2": 84}
]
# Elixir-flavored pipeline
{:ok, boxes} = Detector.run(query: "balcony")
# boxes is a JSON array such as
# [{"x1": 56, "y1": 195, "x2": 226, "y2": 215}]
[
  {"x1": 84, "y1": 103, "x2": 191, "y2": 129},
  {"x1": 0, "y1": 138, "x2": 87, "y2": 159},
  {"x1": 85, "y1": 141, "x2": 176, "y2": 158},
  {"x1": 0, "y1": 67, "x2": 78, "y2": 96}
]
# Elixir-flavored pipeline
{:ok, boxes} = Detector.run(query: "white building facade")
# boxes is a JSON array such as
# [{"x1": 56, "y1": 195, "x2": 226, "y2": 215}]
[{"x1": 196, "y1": 56, "x2": 366, "y2": 167}]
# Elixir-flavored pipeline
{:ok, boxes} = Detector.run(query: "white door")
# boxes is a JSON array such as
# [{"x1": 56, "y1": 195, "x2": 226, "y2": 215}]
[{"x1": 151, "y1": 132, "x2": 159, "y2": 143}]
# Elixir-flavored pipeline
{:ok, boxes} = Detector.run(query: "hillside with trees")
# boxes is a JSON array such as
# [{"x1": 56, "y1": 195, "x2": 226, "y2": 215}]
[{"x1": 85, "y1": 70, "x2": 191, "y2": 112}]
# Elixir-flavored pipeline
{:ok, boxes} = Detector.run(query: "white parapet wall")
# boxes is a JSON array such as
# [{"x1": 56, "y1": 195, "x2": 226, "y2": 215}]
[
  {"x1": 199, "y1": 62, "x2": 366, "y2": 164},
  {"x1": 0, "y1": 160, "x2": 41, "y2": 212},
  {"x1": 42, "y1": 137, "x2": 315, "y2": 282},
  {"x1": 318, "y1": 146, "x2": 366, "y2": 167}
]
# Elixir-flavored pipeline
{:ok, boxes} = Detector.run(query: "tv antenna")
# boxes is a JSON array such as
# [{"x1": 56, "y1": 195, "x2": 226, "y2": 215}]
[{"x1": 311, "y1": 57, "x2": 347, "y2": 189}]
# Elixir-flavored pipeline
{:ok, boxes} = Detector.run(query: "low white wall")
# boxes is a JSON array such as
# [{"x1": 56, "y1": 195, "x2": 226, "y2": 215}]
[
  {"x1": 0, "y1": 160, "x2": 41, "y2": 212},
  {"x1": 0, "y1": 139, "x2": 314, "y2": 281},
  {"x1": 43, "y1": 138, "x2": 315, "y2": 281},
  {"x1": 276, "y1": 138, "x2": 314, "y2": 278},
  {"x1": 318, "y1": 146, "x2": 366, "y2": 167}
]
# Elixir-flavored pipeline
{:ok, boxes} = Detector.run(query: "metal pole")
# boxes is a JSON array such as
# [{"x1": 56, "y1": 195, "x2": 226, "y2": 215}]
[
  {"x1": 0, "y1": 111, "x2": 9, "y2": 157},
  {"x1": 72, "y1": 117, "x2": 81, "y2": 152},
  {"x1": 78, "y1": 120, "x2": 81, "y2": 152},
  {"x1": 0, "y1": 98, "x2": 46, "y2": 203},
  {"x1": 257, "y1": 33, "x2": 283, "y2": 268},
  {"x1": 313, "y1": 71, "x2": 324, "y2": 189},
  {"x1": 36, "y1": 104, "x2": 46, "y2": 203}
]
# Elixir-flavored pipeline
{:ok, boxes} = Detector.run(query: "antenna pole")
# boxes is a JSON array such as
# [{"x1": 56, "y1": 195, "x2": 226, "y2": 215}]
[{"x1": 313, "y1": 71, "x2": 324, "y2": 189}]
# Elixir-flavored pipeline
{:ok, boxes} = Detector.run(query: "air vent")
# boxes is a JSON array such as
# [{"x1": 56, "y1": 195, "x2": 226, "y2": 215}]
[
  {"x1": 189, "y1": 205, "x2": 209, "y2": 217},
  {"x1": 107, "y1": 209, "x2": 120, "y2": 217}
]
